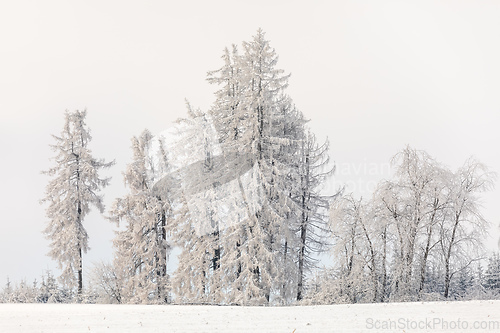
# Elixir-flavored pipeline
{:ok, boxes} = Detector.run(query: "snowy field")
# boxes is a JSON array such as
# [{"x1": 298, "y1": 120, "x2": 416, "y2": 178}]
[{"x1": 0, "y1": 300, "x2": 499, "y2": 333}]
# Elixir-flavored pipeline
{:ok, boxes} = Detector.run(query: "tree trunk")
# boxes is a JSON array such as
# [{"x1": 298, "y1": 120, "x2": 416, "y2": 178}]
[
  {"x1": 418, "y1": 222, "x2": 435, "y2": 298},
  {"x1": 443, "y1": 213, "x2": 461, "y2": 298},
  {"x1": 158, "y1": 209, "x2": 168, "y2": 303},
  {"x1": 381, "y1": 226, "x2": 387, "y2": 302},
  {"x1": 444, "y1": 262, "x2": 451, "y2": 298},
  {"x1": 297, "y1": 150, "x2": 310, "y2": 302},
  {"x1": 77, "y1": 200, "x2": 83, "y2": 298},
  {"x1": 359, "y1": 213, "x2": 377, "y2": 302},
  {"x1": 297, "y1": 219, "x2": 307, "y2": 301},
  {"x1": 281, "y1": 239, "x2": 288, "y2": 302},
  {"x1": 78, "y1": 246, "x2": 83, "y2": 298}
]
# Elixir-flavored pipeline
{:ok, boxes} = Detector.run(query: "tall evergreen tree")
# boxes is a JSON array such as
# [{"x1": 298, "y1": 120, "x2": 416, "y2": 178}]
[
  {"x1": 162, "y1": 30, "x2": 336, "y2": 305},
  {"x1": 41, "y1": 110, "x2": 114, "y2": 297},
  {"x1": 206, "y1": 29, "x2": 302, "y2": 304},
  {"x1": 484, "y1": 253, "x2": 500, "y2": 293},
  {"x1": 108, "y1": 130, "x2": 171, "y2": 304}
]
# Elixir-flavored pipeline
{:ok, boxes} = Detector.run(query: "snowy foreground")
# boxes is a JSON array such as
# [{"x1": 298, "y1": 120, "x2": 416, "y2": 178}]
[{"x1": 1, "y1": 300, "x2": 499, "y2": 333}]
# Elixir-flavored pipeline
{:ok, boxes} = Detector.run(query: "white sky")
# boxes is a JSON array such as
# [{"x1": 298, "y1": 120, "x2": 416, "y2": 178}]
[{"x1": 1, "y1": 0, "x2": 499, "y2": 285}]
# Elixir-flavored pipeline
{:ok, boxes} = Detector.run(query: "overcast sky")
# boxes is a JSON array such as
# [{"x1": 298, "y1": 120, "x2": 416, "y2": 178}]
[{"x1": 1, "y1": 0, "x2": 499, "y2": 285}]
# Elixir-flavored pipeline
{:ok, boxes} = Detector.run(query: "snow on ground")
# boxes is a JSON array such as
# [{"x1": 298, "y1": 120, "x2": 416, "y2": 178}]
[{"x1": 0, "y1": 300, "x2": 499, "y2": 333}]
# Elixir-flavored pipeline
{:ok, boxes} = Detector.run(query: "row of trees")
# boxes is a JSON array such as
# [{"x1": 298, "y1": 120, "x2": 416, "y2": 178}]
[
  {"x1": 0, "y1": 271, "x2": 71, "y2": 304},
  {"x1": 38, "y1": 30, "x2": 336, "y2": 305},
  {"x1": 307, "y1": 147, "x2": 496, "y2": 303},
  {"x1": 306, "y1": 252, "x2": 500, "y2": 305},
  {"x1": 105, "y1": 30, "x2": 336, "y2": 305},
  {"x1": 2, "y1": 252, "x2": 499, "y2": 304},
  {"x1": 33, "y1": 30, "x2": 497, "y2": 305}
]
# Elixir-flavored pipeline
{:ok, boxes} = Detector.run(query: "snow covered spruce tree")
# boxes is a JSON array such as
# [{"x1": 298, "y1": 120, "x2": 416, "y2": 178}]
[
  {"x1": 204, "y1": 29, "x2": 302, "y2": 304},
  {"x1": 108, "y1": 130, "x2": 172, "y2": 304},
  {"x1": 484, "y1": 253, "x2": 500, "y2": 295},
  {"x1": 163, "y1": 30, "x2": 335, "y2": 305},
  {"x1": 158, "y1": 29, "x2": 327, "y2": 305},
  {"x1": 41, "y1": 110, "x2": 114, "y2": 298}
]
